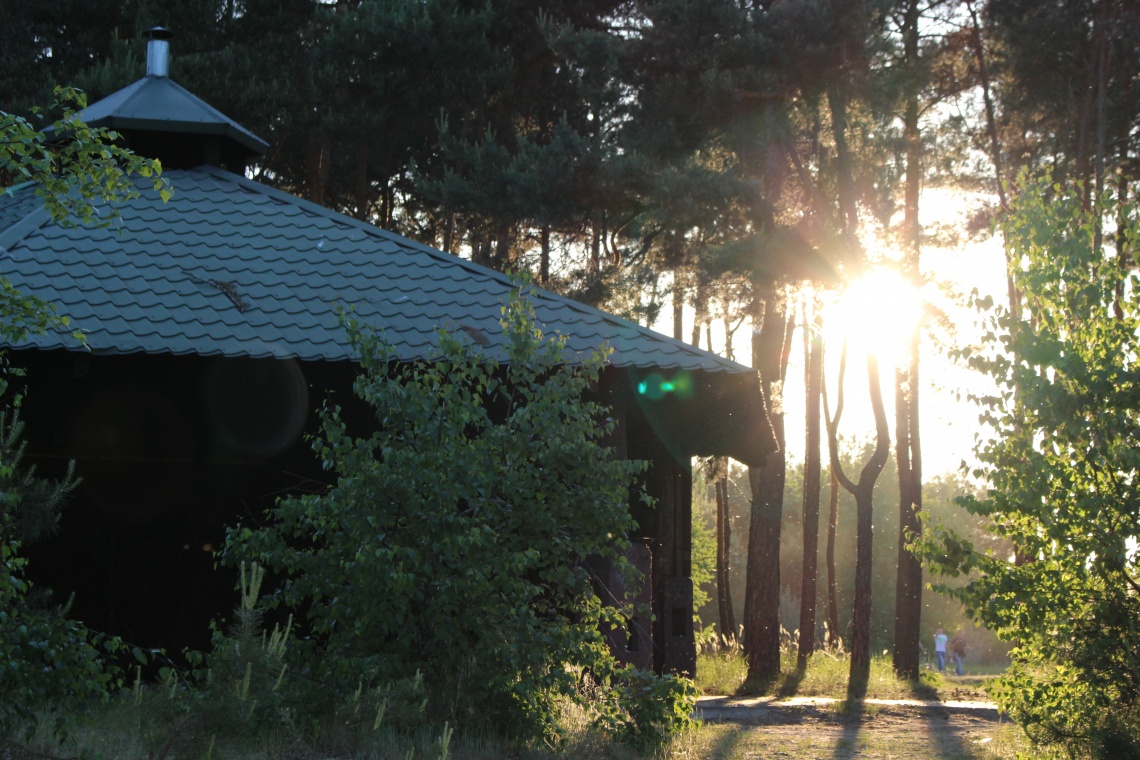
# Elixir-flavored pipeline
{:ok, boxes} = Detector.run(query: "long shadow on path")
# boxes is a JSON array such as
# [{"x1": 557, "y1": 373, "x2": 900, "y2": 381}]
[
  {"x1": 776, "y1": 662, "x2": 808, "y2": 698},
  {"x1": 906, "y1": 681, "x2": 990, "y2": 760},
  {"x1": 824, "y1": 675, "x2": 872, "y2": 760},
  {"x1": 702, "y1": 725, "x2": 749, "y2": 760}
]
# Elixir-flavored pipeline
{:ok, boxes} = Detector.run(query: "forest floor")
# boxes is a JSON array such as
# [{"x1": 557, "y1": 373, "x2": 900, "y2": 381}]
[{"x1": 684, "y1": 674, "x2": 1028, "y2": 760}]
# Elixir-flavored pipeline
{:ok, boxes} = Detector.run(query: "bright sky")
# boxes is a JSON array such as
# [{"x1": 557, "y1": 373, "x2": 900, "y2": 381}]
[
  {"x1": 791, "y1": 187, "x2": 1008, "y2": 478},
  {"x1": 655, "y1": 187, "x2": 1009, "y2": 480}
]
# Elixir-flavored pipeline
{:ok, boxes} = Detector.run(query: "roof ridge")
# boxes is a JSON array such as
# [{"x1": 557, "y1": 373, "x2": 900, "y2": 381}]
[
  {"x1": 197, "y1": 166, "x2": 751, "y2": 374},
  {"x1": 2, "y1": 180, "x2": 39, "y2": 196},
  {"x1": 0, "y1": 204, "x2": 51, "y2": 254},
  {"x1": 108, "y1": 76, "x2": 149, "y2": 112},
  {"x1": 158, "y1": 78, "x2": 268, "y2": 151}
]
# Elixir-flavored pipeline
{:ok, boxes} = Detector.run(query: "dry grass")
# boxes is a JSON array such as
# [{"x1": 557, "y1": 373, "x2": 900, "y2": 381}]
[{"x1": 696, "y1": 646, "x2": 953, "y2": 701}]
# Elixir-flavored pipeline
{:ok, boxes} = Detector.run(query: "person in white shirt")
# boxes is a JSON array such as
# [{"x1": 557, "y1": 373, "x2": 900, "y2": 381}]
[{"x1": 934, "y1": 626, "x2": 949, "y2": 672}]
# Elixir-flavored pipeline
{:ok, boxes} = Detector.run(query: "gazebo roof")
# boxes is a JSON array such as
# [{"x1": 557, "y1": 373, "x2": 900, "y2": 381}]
[
  {"x1": 0, "y1": 167, "x2": 756, "y2": 376},
  {"x1": 0, "y1": 24, "x2": 774, "y2": 465}
]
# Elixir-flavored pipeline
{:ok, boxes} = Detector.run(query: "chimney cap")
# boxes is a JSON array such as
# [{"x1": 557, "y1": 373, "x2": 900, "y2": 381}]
[{"x1": 145, "y1": 26, "x2": 173, "y2": 78}]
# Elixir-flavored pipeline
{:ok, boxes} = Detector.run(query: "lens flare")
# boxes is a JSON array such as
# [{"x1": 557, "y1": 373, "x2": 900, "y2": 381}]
[{"x1": 826, "y1": 270, "x2": 923, "y2": 368}]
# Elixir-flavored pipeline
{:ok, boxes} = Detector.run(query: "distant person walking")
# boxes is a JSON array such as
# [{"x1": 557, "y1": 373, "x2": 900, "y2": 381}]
[
  {"x1": 934, "y1": 626, "x2": 949, "y2": 673},
  {"x1": 950, "y1": 631, "x2": 967, "y2": 675}
]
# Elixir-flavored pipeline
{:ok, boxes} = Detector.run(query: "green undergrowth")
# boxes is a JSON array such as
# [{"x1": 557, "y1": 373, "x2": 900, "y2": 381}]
[
  {"x1": 2, "y1": 562, "x2": 694, "y2": 760},
  {"x1": 11, "y1": 695, "x2": 692, "y2": 760}
]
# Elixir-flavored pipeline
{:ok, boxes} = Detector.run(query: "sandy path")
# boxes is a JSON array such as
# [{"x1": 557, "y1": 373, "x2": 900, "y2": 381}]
[{"x1": 694, "y1": 695, "x2": 1007, "y2": 759}]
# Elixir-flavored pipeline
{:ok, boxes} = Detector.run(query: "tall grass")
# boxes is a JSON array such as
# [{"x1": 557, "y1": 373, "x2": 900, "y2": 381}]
[
  {"x1": 695, "y1": 635, "x2": 950, "y2": 701},
  {"x1": 11, "y1": 687, "x2": 694, "y2": 760}
]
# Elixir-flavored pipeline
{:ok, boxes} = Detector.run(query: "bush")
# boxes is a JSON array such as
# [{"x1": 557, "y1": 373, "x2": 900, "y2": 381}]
[
  {"x1": 919, "y1": 176, "x2": 1140, "y2": 758},
  {"x1": 225, "y1": 286, "x2": 694, "y2": 746}
]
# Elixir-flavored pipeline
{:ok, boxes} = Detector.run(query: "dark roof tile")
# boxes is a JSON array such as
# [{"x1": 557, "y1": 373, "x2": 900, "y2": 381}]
[{"x1": 0, "y1": 167, "x2": 750, "y2": 374}]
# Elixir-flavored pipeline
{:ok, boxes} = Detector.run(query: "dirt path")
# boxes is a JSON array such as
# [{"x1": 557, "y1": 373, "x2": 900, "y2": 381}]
[{"x1": 694, "y1": 696, "x2": 1008, "y2": 760}]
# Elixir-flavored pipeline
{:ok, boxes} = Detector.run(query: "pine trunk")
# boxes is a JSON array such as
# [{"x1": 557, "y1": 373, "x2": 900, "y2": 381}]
[
  {"x1": 705, "y1": 319, "x2": 736, "y2": 642},
  {"x1": 826, "y1": 468, "x2": 840, "y2": 649},
  {"x1": 965, "y1": 0, "x2": 1019, "y2": 319},
  {"x1": 540, "y1": 226, "x2": 551, "y2": 286},
  {"x1": 893, "y1": 350, "x2": 923, "y2": 679},
  {"x1": 673, "y1": 270, "x2": 685, "y2": 342},
  {"x1": 716, "y1": 470, "x2": 736, "y2": 640},
  {"x1": 847, "y1": 354, "x2": 891, "y2": 696},
  {"x1": 306, "y1": 137, "x2": 329, "y2": 207},
  {"x1": 797, "y1": 308, "x2": 823, "y2": 667},
  {"x1": 590, "y1": 219, "x2": 601, "y2": 274},
  {"x1": 892, "y1": 0, "x2": 924, "y2": 681},
  {"x1": 825, "y1": 346, "x2": 890, "y2": 697},
  {"x1": 849, "y1": 478, "x2": 875, "y2": 692},
  {"x1": 692, "y1": 280, "x2": 707, "y2": 348},
  {"x1": 745, "y1": 287, "x2": 792, "y2": 681}
]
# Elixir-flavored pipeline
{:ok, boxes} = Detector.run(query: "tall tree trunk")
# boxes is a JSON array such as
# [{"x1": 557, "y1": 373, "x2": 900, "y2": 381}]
[
  {"x1": 1115, "y1": 142, "x2": 1131, "y2": 319},
  {"x1": 723, "y1": 307, "x2": 735, "y2": 362},
  {"x1": 745, "y1": 284, "x2": 793, "y2": 681},
  {"x1": 1092, "y1": 1, "x2": 1110, "y2": 206},
  {"x1": 590, "y1": 217, "x2": 601, "y2": 274},
  {"x1": 797, "y1": 302, "x2": 823, "y2": 667},
  {"x1": 540, "y1": 225, "x2": 551, "y2": 286},
  {"x1": 828, "y1": 85, "x2": 860, "y2": 260},
  {"x1": 645, "y1": 273, "x2": 660, "y2": 329},
  {"x1": 823, "y1": 0, "x2": 888, "y2": 681},
  {"x1": 826, "y1": 343, "x2": 890, "y2": 697},
  {"x1": 673, "y1": 270, "x2": 685, "y2": 342},
  {"x1": 306, "y1": 136, "x2": 330, "y2": 207},
  {"x1": 715, "y1": 466, "x2": 736, "y2": 641},
  {"x1": 692, "y1": 279, "x2": 708, "y2": 348},
  {"x1": 494, "y1": 227, "x2": 513, "y2": 271},
  {"x1": 699, "y1": 317, "x2": 736, "y2": 642},
  {"x1": 826, "y1": 468, "x2": 840, "y2": 649},
  {"x1": 1090, "y1": 0, "x2": 1113, "y2": 252},
  {"x1": 892, "y1": 0, "x2": 924, "y2": 681},
  {"x1": 893, "y1": 344, "x2": 923, "y2": 679},
  {"x1": 967, "y1": 0, "x2": 1034, "y2": 566},
  {"x1": 353, "y1": 147, "x2": 369, "y2": 222},
  {"x1": 442, "y1": 211, "x2": 455, "y2": 254},
  {"x1": 965, "y1": 0, "x2": 1019, "y2": 321}
]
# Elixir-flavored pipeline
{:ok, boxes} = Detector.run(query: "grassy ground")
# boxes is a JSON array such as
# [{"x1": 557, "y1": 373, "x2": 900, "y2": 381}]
[{"x1": 695, "y1": 648, "x2": 994, "y2": 703}]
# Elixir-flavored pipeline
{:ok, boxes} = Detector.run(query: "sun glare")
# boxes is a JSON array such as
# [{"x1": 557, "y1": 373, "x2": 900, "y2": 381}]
[{"x1": 825, "y1": 270, "x2": 923, "y2": 368}]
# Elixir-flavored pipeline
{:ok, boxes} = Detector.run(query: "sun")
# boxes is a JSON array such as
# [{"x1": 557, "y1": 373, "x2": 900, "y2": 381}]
[{"x1": 824, "y1": 269, "x2": 923, "y2": 369}]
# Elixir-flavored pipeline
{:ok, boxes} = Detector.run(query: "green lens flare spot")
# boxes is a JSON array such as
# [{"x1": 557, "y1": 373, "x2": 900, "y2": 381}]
[{"x1": 639, "y1": 372, "x2": 666, "y2": 400}]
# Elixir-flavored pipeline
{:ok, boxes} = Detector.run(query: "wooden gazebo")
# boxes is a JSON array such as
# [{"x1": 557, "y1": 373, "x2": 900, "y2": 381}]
[{"x1": 0, "y1": 31, "x2": 773, "y2": 675}]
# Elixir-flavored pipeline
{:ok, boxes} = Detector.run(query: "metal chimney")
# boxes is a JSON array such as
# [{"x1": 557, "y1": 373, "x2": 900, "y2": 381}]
[{"x1": 146, "y1": 27, "x2": 173, "y2": 77}]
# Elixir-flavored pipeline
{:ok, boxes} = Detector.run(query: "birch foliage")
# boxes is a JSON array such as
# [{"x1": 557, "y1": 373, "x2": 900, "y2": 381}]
[{"x1": 920, "y1": 176, "x2": 1140, "y2": 757}]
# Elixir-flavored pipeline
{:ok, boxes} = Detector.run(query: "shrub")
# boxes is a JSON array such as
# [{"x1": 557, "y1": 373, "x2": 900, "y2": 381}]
[{"x1": 225, "y1": 286, "x2": 694, "y2": 745}]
